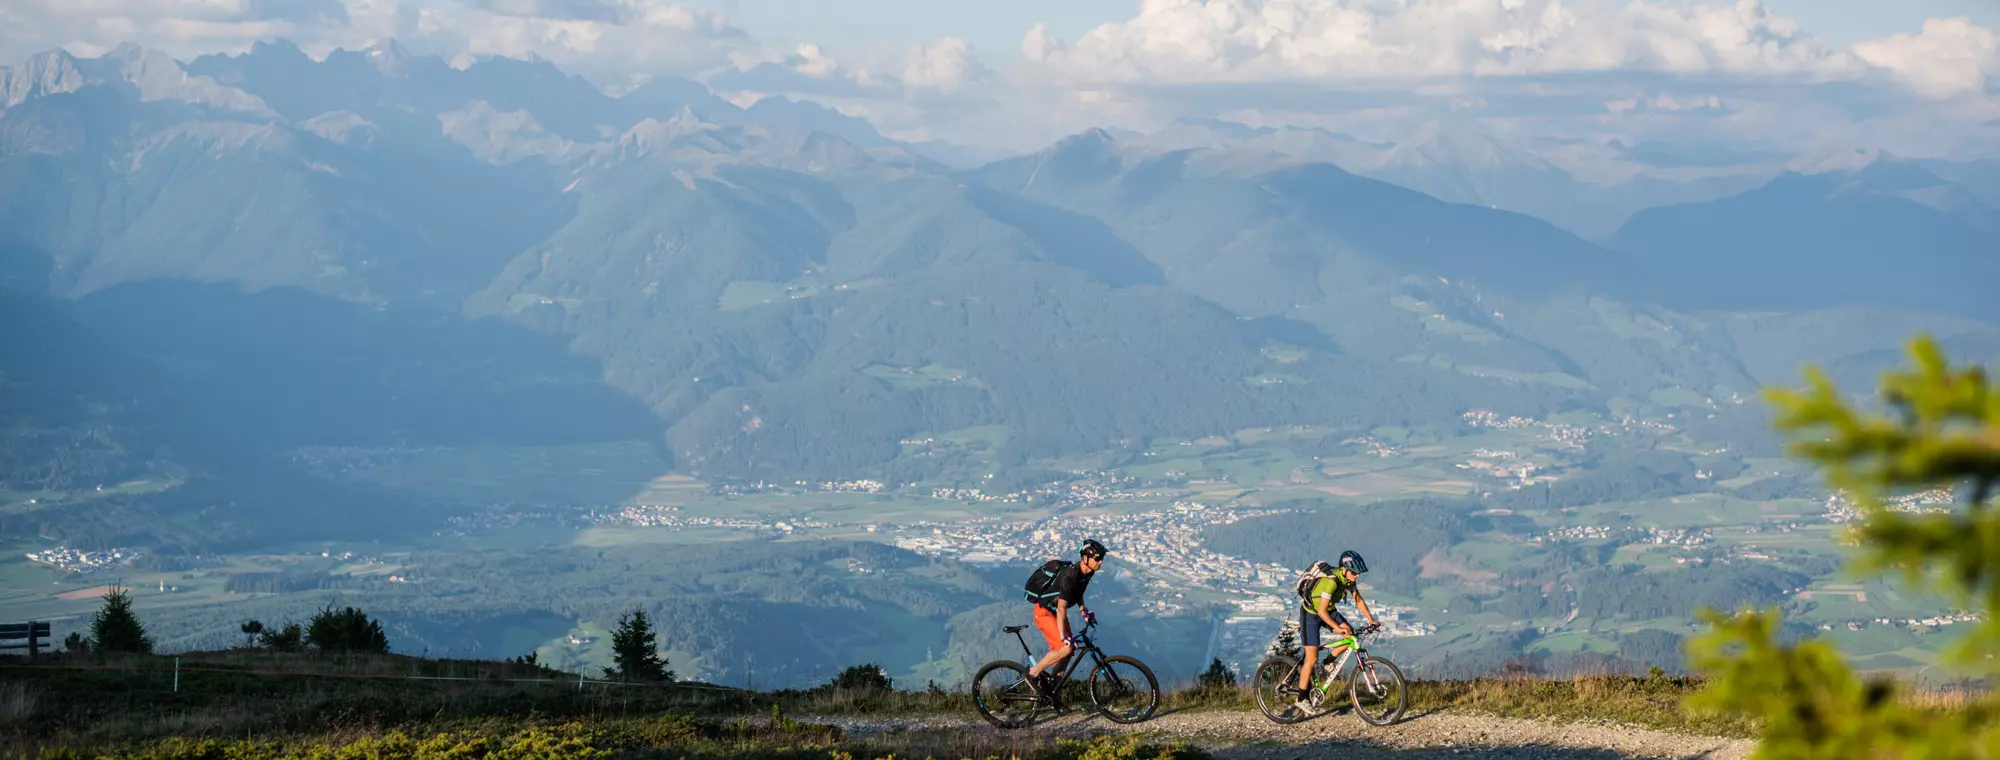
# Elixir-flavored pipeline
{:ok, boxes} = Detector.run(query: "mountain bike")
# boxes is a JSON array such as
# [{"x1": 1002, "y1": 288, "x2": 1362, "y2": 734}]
[
  {"x1": 971, "y1": 618, "x2": 1159, "y2": 729},
  {"x1": 1252, "y1": 623, "x2": 1407, "y2": 726}
]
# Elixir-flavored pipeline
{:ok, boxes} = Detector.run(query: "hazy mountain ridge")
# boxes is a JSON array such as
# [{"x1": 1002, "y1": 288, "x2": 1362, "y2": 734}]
[
  {"x1": 0, "y1": 288, "x2": 423, "y2": 550},
  {"x1": 1612, "y1": 159, "x2": 2000, "y2": 322},
  {"x1": 2, "y1": 39, "x2": 1995, "y2": 505},
  {"x1": 1124, "y1": 117, "x2": 1783, "y2": 240}
]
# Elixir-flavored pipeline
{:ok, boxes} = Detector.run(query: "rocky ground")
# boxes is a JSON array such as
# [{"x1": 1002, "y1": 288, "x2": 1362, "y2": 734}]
[{"x1": 807, "y1": 709, "x2": 1756, "y2": 760}]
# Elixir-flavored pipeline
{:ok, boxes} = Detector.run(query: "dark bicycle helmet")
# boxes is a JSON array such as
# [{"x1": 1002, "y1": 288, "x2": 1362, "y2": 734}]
[
  {"x1": 1079, "y1": 539, "x2": 1108, "y2": 559},
  {"x1": 1338, "y1": 550, "x2": 1368, "y2": 574}
]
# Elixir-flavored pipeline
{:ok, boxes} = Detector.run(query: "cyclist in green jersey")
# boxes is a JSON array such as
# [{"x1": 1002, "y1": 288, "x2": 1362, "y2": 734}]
[{"x1": 1291, "y1": 550, "x2": 1379, "y2": 699}]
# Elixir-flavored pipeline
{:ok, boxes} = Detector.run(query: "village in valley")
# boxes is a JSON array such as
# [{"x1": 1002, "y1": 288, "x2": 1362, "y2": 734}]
[
  {"x1": 23, "y1": 546, "x2": 141, "y2": 576},
  {"x1": 4, "y1": 404, "x2": 1979, "y2": 681}
]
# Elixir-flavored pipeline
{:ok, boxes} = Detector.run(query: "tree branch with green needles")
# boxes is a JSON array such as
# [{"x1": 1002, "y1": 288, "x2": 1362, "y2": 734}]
[{"x1": 1687, "y1": 334, "x2": 2000, "y2": 760}]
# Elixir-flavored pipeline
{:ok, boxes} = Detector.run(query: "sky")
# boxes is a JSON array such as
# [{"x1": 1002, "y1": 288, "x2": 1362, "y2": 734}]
[
  {"x1": 679, "y1": 0, "x2": 2000, "y2": 64},
  {"x1": 1, "y1": 0, "x2": 1998, "y2": 157}
]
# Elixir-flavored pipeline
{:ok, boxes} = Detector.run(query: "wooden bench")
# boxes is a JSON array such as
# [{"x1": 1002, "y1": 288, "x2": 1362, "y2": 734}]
[{"x1": 0, "y1": 621, "x2": 51, "y2": 658}]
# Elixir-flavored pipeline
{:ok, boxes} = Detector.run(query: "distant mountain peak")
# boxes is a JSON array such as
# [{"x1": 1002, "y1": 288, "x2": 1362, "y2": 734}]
[
  {"x1": 1167, "y1": 117, "x2": 1276, "y2": 139},
  {"x1": 617, "y1": 111, "x2": 715, "y2": 156},
  {"x1": 1070, "y1": 127, "x2": 1116, "y2": 145},
  {"x1": 440, "y1": 101, "x2": 576, "y2": 164},
  {"x1": 1, "y1": 48, "x2": 88, "y2": 107},
  {"x1": 1042, "y1": 127, "x2": 1122, "y2": 161},
  {"x1": 1788, "y1": 145, "x2": 1885, "y2": 175},
  {"x1": 1, "y1": 43, "x2": 269, "y2": 115},
  {"x1": 99, "y1": 43, "x2": 273, "y2": 115},
  {"x1": 102, "y1": 42, "x2": 154, "y2": 62},
  {"x1": 303, "y1": 111, "x2": 381, "y2": 147},
  {"x1": 248, "y1": 38, "x2": 309, "y2": 60},
  {"x1": 365, "y1": 39, "x2": 414, "y2": 77},
  {"x1": 1382, "y1": 120, "x2": 1539, "y2": 172}
]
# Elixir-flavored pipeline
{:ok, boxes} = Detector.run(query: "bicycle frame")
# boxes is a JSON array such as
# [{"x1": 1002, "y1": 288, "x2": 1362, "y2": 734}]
[
  {"x1": 1005, "y1": 619, "x2": 1111, "y2": 698},
  {"x1": 1301, "y1": 629, "x2": 1384, "y2": 703}
]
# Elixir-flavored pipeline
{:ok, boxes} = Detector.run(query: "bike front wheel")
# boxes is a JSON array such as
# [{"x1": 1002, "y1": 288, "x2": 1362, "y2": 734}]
[
  {"x1": 971, "y1": 660, "x2": 1043, "y2": 729},
  {"x1": 1348, "y1": 654, "x2": 1408, "y2": 726},
  {"x1": 1252, "y1": 656, "x2": 1311, "y2": 724},
  {"x1": 1088, "y1": 655, "x2": 1159, "y2": 723}
]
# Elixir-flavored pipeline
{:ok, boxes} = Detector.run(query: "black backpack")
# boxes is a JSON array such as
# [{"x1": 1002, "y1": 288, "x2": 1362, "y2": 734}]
[{"x1": 1023, "y1": 559, "x2": 1072, "y2": 607}]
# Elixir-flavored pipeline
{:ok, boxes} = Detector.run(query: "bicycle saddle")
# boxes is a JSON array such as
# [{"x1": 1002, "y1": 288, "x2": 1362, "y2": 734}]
[{"x1": 1003, "y1": 625, "x2": 1028, "y2": 633}]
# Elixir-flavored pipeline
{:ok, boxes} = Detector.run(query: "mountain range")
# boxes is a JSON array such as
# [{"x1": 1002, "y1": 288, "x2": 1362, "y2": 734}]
[{"x1": 1, "y1": 41, "x2": 1994, "y2": 548}]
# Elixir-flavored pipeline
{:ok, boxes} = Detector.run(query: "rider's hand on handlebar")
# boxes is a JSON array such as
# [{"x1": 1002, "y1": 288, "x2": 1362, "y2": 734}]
[{"x1": 1081, "y1": 609, "x2": 1097, "y2": 625}]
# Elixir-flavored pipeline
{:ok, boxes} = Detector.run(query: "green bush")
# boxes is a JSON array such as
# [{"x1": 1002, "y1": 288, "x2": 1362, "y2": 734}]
[{"x1": 305, "y1": 605, "x2": 388, "y2": 654}]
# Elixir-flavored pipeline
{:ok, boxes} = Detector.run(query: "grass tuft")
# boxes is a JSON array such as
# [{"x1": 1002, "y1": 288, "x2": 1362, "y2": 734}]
[{"x1": 0, "y1": 681, "x2": 36, "y2": 726}]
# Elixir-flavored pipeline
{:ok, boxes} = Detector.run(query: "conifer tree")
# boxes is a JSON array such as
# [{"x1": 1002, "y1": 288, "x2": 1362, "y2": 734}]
[
  {"x1": 1198, "y1": 657, "x2": 1237, "y2": 690},
  {"x1": 89, "y1": 584, "x2": 152, "y2": 654},
  {"x1": 606, "y1": 607, "x2": 673, "y2": 682},
  {"x1": 1688, "y1": 335, "x2": 2000, "y2": 759}
]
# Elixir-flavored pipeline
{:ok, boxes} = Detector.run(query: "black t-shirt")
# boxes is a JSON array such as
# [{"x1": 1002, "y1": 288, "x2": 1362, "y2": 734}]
[{"x1": 1052, "y1": 564, "x2": 1092, "y2": 608}]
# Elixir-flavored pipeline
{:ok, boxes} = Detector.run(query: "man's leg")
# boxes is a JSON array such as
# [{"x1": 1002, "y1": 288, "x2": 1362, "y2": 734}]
[
  {"x1": 1028, "y1": 605, "x2": 1071, "y2": 679},
  {"x1": 1296, "y1": 645, "x2": 1319, "y2": 692},
  {"x1": 1296, "y1": 611, "x2": 1321, "y2": 694}
]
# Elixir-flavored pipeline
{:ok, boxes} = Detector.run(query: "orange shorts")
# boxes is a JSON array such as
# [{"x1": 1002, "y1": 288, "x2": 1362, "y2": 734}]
[{"x1": 1032, "y1": 604, "x2": 1067, "y2": 650}]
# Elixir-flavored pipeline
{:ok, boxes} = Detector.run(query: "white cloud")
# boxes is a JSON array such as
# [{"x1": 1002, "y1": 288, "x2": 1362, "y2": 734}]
[
  {"x1": 0, "y1": 0, "x2": 351, "y2": 61},
  {"x1": 1021, "y1": 0, "x2": 1893, "y2": 86},
  {"x1": 0, "y1": 0, "x2": 754, "y2": 79},
  {"x1": 705, "y1": 41, "x2": 893, "y2": 98},
  {"x1": 1852, "y1": 17, "x2": 2000, "y2": 99},
  {"x1": 411, "y1": 0, "x2": 751, "y2": 79},
  {"x1": 466, "y1": 0, "x2": 624, "y2": 23},
  {"x1": 901, "y1": 37, "x2": 988, "y2": 94}
]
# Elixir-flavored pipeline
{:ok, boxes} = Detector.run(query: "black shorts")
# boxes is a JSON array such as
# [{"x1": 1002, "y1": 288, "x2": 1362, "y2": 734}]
[{"x1": 1300, "y1": 607, "x2": 1351, "y2": 648}]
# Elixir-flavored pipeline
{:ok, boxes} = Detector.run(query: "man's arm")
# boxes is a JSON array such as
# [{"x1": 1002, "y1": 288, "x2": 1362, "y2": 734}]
[
  {"x1": 1316, "y1": 595, "x2": 1341, "y2": 629},
  {"x1": 1054, "y1": 598, "x2": 1072, "y2": 641},
  {"x1": 1353, "y1": 587, "x2": 1379, "y2": 627}
]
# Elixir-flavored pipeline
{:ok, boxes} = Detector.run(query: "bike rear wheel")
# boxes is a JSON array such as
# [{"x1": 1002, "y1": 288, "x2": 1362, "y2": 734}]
[
  {"x1": 971, "y1": 660, "x2": 1044, "y2": 729},
  {"x1": 1088, "y1": 655, "x2": 1159, "y2": 723},
  {"x1": 1348, "y1": 655, "x2": 1408, "y2": 726},
  {"x1": 1252, "y1": 656, "x2": 1311, "y2": 724}
]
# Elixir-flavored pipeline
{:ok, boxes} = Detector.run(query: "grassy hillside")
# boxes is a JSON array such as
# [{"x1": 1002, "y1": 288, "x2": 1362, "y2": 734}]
[{"x1": 0, "y1": 646, "x2": 1772, "y2": 757}]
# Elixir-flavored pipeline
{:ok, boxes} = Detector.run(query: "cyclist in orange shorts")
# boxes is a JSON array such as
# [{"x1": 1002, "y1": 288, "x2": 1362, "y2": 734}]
[{"x1": 1022, "y1": 539, "x2": 1106, "y2": 695}]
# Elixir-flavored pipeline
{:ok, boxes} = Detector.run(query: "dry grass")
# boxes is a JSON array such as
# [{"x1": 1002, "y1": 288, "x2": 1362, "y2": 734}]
[
  {"x1": 0, "y1": 682, "x2": 37, "y2": 726},
  {"x1": 1901, "y1": 687, "x2": 1988, "y2": 714},
  {"x1": 7, "y1": 650, "x2": 1990, "y2": 755}
]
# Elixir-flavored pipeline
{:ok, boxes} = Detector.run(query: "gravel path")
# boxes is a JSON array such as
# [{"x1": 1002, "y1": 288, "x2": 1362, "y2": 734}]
[{"x1": 803, "y1": 709, "x2": 1755, "y2": 760}]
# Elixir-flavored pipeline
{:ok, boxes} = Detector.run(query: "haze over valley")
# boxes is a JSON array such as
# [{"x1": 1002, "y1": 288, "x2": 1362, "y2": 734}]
[{"x1": 2, "y1": 0, "x2": 1997, "y2": 690}]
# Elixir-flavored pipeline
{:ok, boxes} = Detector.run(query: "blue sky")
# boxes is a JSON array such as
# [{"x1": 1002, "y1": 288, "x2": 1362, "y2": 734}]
[{"x1": 687, "y1": 0, "x2": 2000, "y2": 63}]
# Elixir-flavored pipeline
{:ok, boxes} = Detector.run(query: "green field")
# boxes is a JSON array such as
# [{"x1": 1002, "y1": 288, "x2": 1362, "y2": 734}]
[{"x1": 5, "y1": 397, "x2": 1972, "y2": 685}]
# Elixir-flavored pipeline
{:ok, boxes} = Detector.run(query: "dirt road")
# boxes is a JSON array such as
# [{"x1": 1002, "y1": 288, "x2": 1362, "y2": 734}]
[{"x1": 809, "y1": 709, "x2": 1756, "y2": 760}]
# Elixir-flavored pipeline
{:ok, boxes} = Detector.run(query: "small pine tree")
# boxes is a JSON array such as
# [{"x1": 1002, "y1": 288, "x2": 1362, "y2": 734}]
[
  {"x1": 605, "y1": 607, "x2": 673, "y2": 682},
  {"x1": 260, "y1": 622, "x2": 303, "y2": 652},
  {"x1": 1198, "y1": 657, "x2": 1237, "y2": 690},
  {"x1": 240, "y1": 620, "x2": 265, "y2": 649},
  {"x1": 62, "y1": 632, "x2": 88, "y2": 655},
  {"x1": 89, "y1": 585, "x2": 152, "y2": 654},
  {"x1": 826, "y1": 663, "x2": 894, "y2": 694},
  {"x1": 1267, "y1": 620, "x2": 1302, "y2": 661},
  {"x1": 305, "y1": 605, "x2": 388, "y2": 654}
]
